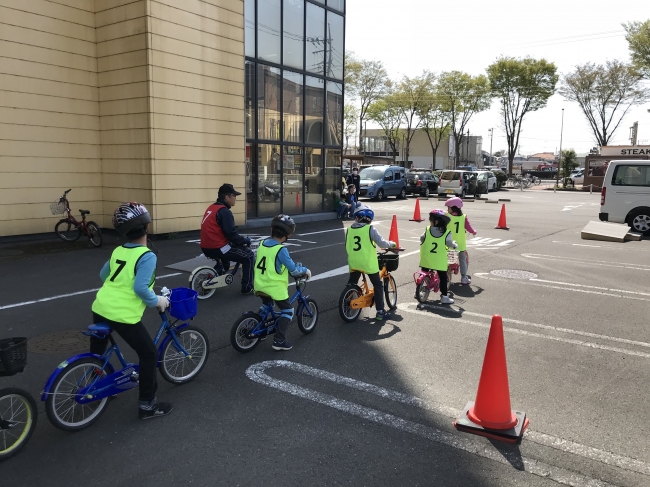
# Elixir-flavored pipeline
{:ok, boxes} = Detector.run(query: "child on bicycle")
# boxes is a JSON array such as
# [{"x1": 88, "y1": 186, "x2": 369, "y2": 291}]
[
  {"x1": 91, "y1": 202, "x2": 173, "y2": 419},
  {"x1": 254, "y1": 215, "x2": 311, "y2": 351},
  {"x1": 444, "y1": 197, "x2": 477, "y2": 285},
  {"x1": 346, "y1": 205, "x2": 397, "y2": 320},
  {"x1": 419, "y1": 209, "x2": 458, "y2": 304}
]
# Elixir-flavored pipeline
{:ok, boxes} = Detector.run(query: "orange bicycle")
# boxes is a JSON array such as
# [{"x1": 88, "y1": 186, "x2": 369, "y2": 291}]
[
  {"x1": 51, "y1": 189, "x2": 103, "y2": 247},
  {"x1": 338, "y1": 249, "x2": 401, "y2": 322}
]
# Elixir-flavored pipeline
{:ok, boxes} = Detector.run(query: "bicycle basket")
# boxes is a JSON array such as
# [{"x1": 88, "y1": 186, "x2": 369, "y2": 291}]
[
  {"x1": 50, "y1": 200, "x2": 66, "y2": 215},
  {"x1": 0, "y1": 337, "x2": 28, "y2": 376},
  {"x1": 379, "y1": 253, "x2": 399, "y2": 272},
  {"x1": 447, "y1": 250, "x2": 459, "y2": 265},
  {"x1": 169, "y1": 288, "x2": 198, "y2": 321}
]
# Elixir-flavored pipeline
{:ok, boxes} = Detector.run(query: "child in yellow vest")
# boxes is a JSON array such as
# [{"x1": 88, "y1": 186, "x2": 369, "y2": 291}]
[
  {"x1": 444, "y1": 197, "x2": 477, "y2": 285},
  {"x1": 419, "y1": 209, "x2": 458, "y2": 304},
  {"x1": 345, "y1": 205, "x2": 396, "y2": 320},
  {"x1": 254, "y1": 215, "x2": 310, "y2": 351}
]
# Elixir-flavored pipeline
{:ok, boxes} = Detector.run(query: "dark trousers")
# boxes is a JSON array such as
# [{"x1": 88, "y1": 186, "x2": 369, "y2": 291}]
[
  {"x1": 202, "y1": 246, "x2": 255, "y2": 291},
  {"x1": 90, "y1": 312, "x2": 158, "y2": 402},
  {"x1": 260, "y1": 297, "x2": 293, "y2": 343},
  {"x1": 348, "y1": 271, "x2": 384, "y2": 311}
]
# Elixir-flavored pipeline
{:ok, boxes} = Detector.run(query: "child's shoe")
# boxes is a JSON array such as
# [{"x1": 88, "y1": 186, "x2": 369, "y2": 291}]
[
  {"x1": 272, "y1": 339, "x2": 293, "y2": 351},
  {"x1": 441, "y1": 295, "x2": 454, "y2": 304},
  {"x1": 375, "y1": 309, "x2": 390, "y2": 320}
]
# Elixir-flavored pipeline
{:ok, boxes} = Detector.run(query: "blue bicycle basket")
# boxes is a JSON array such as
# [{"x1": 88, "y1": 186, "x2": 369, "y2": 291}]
[{"x1": 169, "y1": 288, "x2": 198, "y2": 320}]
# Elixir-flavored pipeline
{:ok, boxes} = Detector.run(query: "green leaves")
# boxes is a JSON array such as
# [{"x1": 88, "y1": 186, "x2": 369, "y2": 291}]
[{"x1": 623, "y1": 20, "x2": 650, "y2": 79}]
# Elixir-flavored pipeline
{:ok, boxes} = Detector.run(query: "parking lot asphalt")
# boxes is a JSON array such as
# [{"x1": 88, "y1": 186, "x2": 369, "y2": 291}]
[{"x1": 1, "y1": 189, "x2": 649, "y2": 486}]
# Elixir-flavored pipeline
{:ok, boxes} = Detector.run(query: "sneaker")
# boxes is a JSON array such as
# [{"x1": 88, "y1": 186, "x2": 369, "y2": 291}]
[
  {"x1": 375, "y1": 309, "x2": 391, "y2": 321},
  {"x1": 272, "y1": 340, "x2": 293, "y2": 351},
  {"x1": 241, "y1": 288, "x2": 255, "y2": 295},
  {"x1": 441, "y1": 295, "x2": 455, "y2": 304},
  {"x1": 461, "y1": 276, "x2": 471, "y2": 285},
  {"x1": 139, "y1": 402, "x2": 173, "y2": 420}
]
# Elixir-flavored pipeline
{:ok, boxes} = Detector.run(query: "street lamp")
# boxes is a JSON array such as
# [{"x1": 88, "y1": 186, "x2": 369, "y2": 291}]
[
  {"x1": 487, "y1": 128, "x2": 494, "y2": 163},
  {"x1": 556, "y1": 108, "x2": 564, "y2": 190}
]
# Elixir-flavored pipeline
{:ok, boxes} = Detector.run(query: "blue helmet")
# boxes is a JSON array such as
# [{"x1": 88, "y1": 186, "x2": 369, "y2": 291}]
[{"x1": 353, "y1": 204, "x2": 374, "y2": 223}]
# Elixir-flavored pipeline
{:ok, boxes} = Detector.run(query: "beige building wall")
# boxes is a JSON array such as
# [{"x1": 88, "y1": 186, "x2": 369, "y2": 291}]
[
  {"x1": 0, "y1": 0, "x2": 244, "y2": 237},
  {"x1": 0, "y1": 0, "x2": 102, "y2": 236}
]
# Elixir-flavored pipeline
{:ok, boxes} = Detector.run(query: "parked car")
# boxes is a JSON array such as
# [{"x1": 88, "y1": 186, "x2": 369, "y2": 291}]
[
  {"x1": 406, "y1": 171, "x2": 439, "y2": 197},
  {"x1": 358, "y1": 165, "x2": 407, "y2": 201},
  {"x1": 475, "y1": 171, "x2": 498, "y2": 194},
  {"x1": 599, "y1": 160, "x2": 650, "y2": 235},
  {"x1": 437, "y1": 170, "x2": 478, "y2": 198},
  {"x1": 567, "y1": 169, "x2": 584, "y2": 186}
]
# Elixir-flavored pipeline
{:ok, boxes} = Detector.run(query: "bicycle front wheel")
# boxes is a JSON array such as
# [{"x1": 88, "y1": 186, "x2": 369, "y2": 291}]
[
  {"x1": 415, "y1": 276, "x2": 431, "y2": 303},
  {"x1": 297, "y1": 298, "x2": 318, "y2": 334},
  {"x1": 86, "y1": 222, "x2": 103, "y2": 247},
  {"x1": 0, "y1": 388, "x2": 37, "y2": 461},
  {"x1": 190, "y1": 267, "x2": 217, "y2": 300},
  {"x1": 55, "y1": 220, "x2": 81, "y2": 242},
  {"x1": 339, "y1": 285, "x2": 362, "y2": 322},
  {"x1": 383, "y1": 275, "x2": 398, "y2": 310},
  {"x1": 160, "y1": 326, "x2": 210, "y2": 384},
  {"x1": 45, "y1": 357, "x2": 109, "y2": 432},
  {"x1": 231, "y1": 313, "x2": 262, "y2": 352}
]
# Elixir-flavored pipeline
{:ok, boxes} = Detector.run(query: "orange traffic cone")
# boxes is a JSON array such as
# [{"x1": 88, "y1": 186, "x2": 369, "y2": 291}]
[
  {"x1": 453, "y1": 315, "x2": 528, "y2": 444},
  {"x1": 495, "y1": 204, "x2": 509, "y2": 230},
  {"x1": 409, "y1": 198, "x2": 424, "y2": 222},
  {"x1": 295, "y1": 192, "x2": 301, "y2": 210},
  {"x1": 388, "y1": 214, "x2": 400, "y2": 248}
]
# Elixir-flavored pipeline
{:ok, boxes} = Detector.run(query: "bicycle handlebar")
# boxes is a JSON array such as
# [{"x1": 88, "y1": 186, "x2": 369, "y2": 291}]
[{"x1": 64, "y1": 189, "x2": 71, "y2": 194}]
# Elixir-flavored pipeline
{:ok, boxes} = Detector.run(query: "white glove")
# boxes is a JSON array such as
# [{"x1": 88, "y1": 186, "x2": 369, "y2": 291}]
[
  {"x1": 305, "y1": 269, "x2": 312, "y2": 280},
  {"x1": 156, "y1": 296, "x2": 170, "y2": 312},
  {"x1": 389, "y1": 241, "x2": 397, "y2": 248}
]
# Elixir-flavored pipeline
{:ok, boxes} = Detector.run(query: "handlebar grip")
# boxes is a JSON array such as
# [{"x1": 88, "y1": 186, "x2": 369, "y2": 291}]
[{"x1": 65, "y1": 189, "x2": 71, "y2": 194}]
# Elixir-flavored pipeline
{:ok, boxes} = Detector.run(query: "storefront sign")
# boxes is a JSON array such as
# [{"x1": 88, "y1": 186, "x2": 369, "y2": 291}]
[{"x1": 600, "y1": 146, "x2": 650, "y2": 156}]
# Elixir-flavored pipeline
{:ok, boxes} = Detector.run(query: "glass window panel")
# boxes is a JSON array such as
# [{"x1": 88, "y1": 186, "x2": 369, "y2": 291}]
[
  {"x1": 283, "y1": 0, "x2": 304, "y2": 70},
  {"x1": 257, "y1": 143, "x2": 282, "y2": 217},
  {"x1": 326, "y1": 81, "x2": 342, "y2": 146},
  {"x1": 245, "y1": 61, "x2": 255, "y2": 139},
  {"x1": 310, "y1": 0, "x2": 324, "y2": 4},
  {"x1": 258, "y1": 64, "x2": 281, "y2": 140},
  {"x1": 305, "y1": 76, "x2": 324, "y2": 144},
  {"x1": 246, "y1": 143, "x2": 256, "y2": 218},
  {"x1": 257, "y1": 0, "x2": 281, "y2": 63},
  {"x1": 305, "y1": 3, "x2": 324, "y2": 75},
  {"x1": 304, "y1": 147, "x2": 323, "y2": 212},
  {"x1": 245, "y1": 0, "x2": 255, "y2": 57},
  {"x1": 283, "y1": 146, "x2": 304, "y2": 214},
  {"x1": 326, "y1": 12, "x2": 344, "y2": 79},
  {"x1": 328, "y1": 0, "x2": 344, "y2": 12},
  {"x1": 324, "y1": 149, "x2": 342, "y2": 212},
  {"x1": 283, "y1": 70, "x2": 303, "y2": 143}
]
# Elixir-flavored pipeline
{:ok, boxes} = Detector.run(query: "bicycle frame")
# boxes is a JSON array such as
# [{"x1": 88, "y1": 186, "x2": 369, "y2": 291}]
[
  {"x1": 349, "y1": 264, "x2": 390, "y2": 310},
  {"x1": 247, "y1": 282, "x2": 313, "y2": 339},
  {"x1": 203, "y1": 261, "x2": 241, "y2": 289}
]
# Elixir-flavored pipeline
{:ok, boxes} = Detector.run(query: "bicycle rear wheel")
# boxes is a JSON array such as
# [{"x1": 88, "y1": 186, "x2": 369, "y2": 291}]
[
  {"x1": 55, "y1": 220, "x2": 81, "y2": 242},
  {"x1": 86, "y1": 222, "x2": 103, "y2": 247},
  {"x1": 0, "y1": 388, "x2": 37, "y2": 461},
  {"x1": 190, "y1": 266, "x2": 217, "y2": 300},
  {"x1": 230, "y1": 313, "x2": 262, "y2": 352},
  {"x1": 339, "y1": 285, "x2": 362, "y2": 322},
  {"x1": 415, "y1": 276, "x2": 431, "y2": 303},
  {"x1": 383, "y1": 275, "x2": 398, "y2": 310},
  {"x1": 160, "y1": 326, "x2": 210, "y2": 384}
]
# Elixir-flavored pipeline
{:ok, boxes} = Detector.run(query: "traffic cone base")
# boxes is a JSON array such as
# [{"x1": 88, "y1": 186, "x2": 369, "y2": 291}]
[
  {"x1": 454, "y1": 401, "x2": 529, "y2": 444},
  {"x1": 495, "y1": 203, "x2": 509, "y2": 230},
  {"x1": 409, "y1": 198, "x2": 424, "y2": 222}
]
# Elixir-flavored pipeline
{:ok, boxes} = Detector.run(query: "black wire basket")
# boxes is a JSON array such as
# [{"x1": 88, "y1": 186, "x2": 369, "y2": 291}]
[
  {"x1": 379, "y1": 253, "x2": 399, "y2": 272},
  {"x1": 0, "y1": 337, "x2": 28, "y2": 377}
]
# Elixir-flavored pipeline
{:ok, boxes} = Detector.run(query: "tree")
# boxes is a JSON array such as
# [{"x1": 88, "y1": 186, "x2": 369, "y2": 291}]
[
  {"x1": 437, "y1": 71, "x2": 492, "y2": 168},
  {"x1": 560, "y1": 149, "x2": 578, "y2": 187},
  {"x1": 623, "y1": 20, "x2": 650, "y2": 79},
  {"x1": 418, "y1": 84, "x2": 452, "y2": 170},
  {"x1": 558, "y1": 61, "x2": 650, "y2": 147},
  {"x1": 366, "y1": 97, "x2": 403, "y2": 163},
  {"x1": 392, "y1": 71, "x2": 435, "y2": 166},
  {"x1": 487, "y1": 57, "x2": 558, "y2": 175},
  {"x1": 343, "y1": 103, "x2": 359, "y2": 152},
  {"x1": 345, "y1": 53, "x2": 389, "y2": 153}
]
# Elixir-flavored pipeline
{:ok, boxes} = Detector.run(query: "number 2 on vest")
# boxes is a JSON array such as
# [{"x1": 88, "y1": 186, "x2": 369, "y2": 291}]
[
  {"x1": 430, "y1": 242, "x2": 438, "y2": 253},
  {"x1": 353, "y1": 235, "x2": 361, "y2": 251},
  {"x1": 256, "y1": 256, "x2": 267, "y2": 274},
  {"x1": 110, "y1": 259, "x2": 127, "y2": 281}
]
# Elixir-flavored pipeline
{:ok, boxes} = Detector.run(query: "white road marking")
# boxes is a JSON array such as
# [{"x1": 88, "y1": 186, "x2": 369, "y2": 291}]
[
  {"x1": 466, "y1": 237, "x2": 515, "y2": 250},
  {"x1": 248, "y1": 360, "x2": 648, "y2": 483},
  {"x1": 0, "y1": 273, "x2": 183, "y2": 311},
  {"x1": 552, "y1": 241, "x2": 650, "y2": 253},
  {"x1": 399, "y1": 302, "x2": 650, "y2": 359},
  {"x1": 522, "y1": 253, "x2": 650, "y2": 271},
  {"x1": 298, "y1": 222, "x2": 385, "y2": 236}
]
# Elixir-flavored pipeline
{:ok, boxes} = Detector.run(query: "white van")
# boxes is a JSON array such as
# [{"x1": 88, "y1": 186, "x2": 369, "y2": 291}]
[{"x1": 599, "y1": 160, "x2": 650, "y2": 235}]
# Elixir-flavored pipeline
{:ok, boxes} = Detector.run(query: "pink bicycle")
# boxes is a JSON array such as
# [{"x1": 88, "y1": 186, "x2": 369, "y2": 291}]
[
  {"x1": 51, "y1": 189, "x2": 103, "y2": 247},
  {"x1": 413, "y1": 250, "x2": 463, "y2": 303}
]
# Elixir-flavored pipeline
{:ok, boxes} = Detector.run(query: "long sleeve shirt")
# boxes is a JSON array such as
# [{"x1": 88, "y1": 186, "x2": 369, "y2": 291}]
[
  {"x1": 419, "y1": 226, "x2": 457, "y2": 249},
  {"x1": 214, "y1": 198, "x2": 248, "y2": 246},
  {"x1": 99, "y1": 243, "x2": 158, "y2": 307},
  {"x1": 464, "y1": 215, "x2": 476, "y2": 234},
  {"x1": 263, "y1": 239, "x2": 308, "y2": 277}
]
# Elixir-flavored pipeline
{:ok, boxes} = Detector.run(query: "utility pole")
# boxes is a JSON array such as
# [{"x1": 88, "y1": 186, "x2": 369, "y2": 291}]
[
  {"x1": 630, "y1": 122, "x2": 638, "y2": 145},
  {"x1": 556, "y1": 108, "x2": 564, "y2": 190},
  {"x1": 466, "y1": 129, "x2": 470, "y2": 164},
  {"x1": 488, "y1": 128, "x2": 494, "y2": 163}
]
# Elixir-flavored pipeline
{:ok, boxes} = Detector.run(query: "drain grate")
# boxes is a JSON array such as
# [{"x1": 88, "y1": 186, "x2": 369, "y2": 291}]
[
  {"x1": 490, "y1": 269, "x2": 538, "y2": 280},
  {"x1": 28, "y1": 330, "x2": 87, "y2": 354}
]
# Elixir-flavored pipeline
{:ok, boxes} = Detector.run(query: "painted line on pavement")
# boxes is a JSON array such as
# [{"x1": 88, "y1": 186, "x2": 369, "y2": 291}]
[
  {"x1": 0, "y1": 273, "x2": 183, "y2": 311},
  {"x1": 552, "y1": 241, "x2": 650, "y2": 252},
  {"x1": 248, "y1": 360, "x2": 648, "y2": 483},
  {"x1": 522, "y1": 253, "x2": 650, "y2": 271},
  {"x1": 399, "y1": 302, "x2": 650, "y2": 359},
  {"x1": 298, "y1": 221, "x2": 385, "y2": 237}
]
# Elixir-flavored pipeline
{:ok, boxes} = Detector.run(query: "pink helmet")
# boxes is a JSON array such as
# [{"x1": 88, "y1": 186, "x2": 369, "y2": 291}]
[{"x1": 444, "y1": 197, "x2": 463, "y2": 208}]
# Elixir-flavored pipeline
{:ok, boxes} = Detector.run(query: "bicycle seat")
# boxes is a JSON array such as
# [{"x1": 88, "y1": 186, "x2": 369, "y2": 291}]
[
  {"x1": 87, "y1": 323, "x2": 112, "y2": 336},
  {"x1": 80, "y1": 210, "x2": 90, "y2": 216}
]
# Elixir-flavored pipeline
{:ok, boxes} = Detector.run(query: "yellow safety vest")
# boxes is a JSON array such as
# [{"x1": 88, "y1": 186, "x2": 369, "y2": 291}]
[
  {"x1": 419, "y1": 227, "x2": 450, "y2": 271},
  {"x1": 254, "y1": 240, "x2": 289, "y2": 301},
  {"x1": 448, "y1": 214, "x2": 467, "y2": 251},
  {"x1": 346, "y1": 225, "x2": 379, "y2": 274}
]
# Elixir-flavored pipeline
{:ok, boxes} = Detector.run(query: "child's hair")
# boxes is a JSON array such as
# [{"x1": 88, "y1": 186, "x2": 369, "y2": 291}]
[
  {"x1": 126, "y1": 226, "x2": 148, "y2": 241},
  {"x1": 449, "y1": 206, "x2": 463, "y2": 216},
  {"x1": 430, "y1": 217, "x2": 448, "y2": 231},
  {"x1": 348, "y1": 184, "x2": 356, "y2": 191},
  {"x1": 271, "y1": 228, "x2": 286, "y2": 239}
]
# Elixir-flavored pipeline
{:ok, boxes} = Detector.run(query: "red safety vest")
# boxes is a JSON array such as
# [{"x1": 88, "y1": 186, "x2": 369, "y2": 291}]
[{"x1": 200, "y1": 203, "x2": 229, "y2": 249}]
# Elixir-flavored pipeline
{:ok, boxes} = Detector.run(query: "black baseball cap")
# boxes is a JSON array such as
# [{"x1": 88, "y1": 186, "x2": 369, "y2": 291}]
[{"x1": 218, "y1": 183, "x2": 242, "y2": 196}]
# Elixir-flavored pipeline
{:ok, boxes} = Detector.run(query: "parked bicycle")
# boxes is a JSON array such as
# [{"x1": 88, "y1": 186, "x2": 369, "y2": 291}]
[
  {"x1": 51, "y1": 189, "x2": 103, "y2": 247},
  {"x1": 41, "y1": 287, "x2": 209, "y2": 431},
  {"x1": 0, "y1": 337, "x2": 37, "y2": 462},
  {"x1": 189, "y1": 241, "x2": 260, "y2": 299},
  {"x1": 338, "y1": 249, "x2": 401, "y2": 322},
  {"x1": 230, "y1": 275, "x2": 317, "y2": 352},
  {"x1": 413, "y1": 250, "x2": 462, "y2": 303}
]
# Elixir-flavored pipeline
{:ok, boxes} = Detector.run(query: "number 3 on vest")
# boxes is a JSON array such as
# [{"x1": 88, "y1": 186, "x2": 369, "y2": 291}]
[{"x1": 353, "y1": 235, "x2": 361, "y2": 251}]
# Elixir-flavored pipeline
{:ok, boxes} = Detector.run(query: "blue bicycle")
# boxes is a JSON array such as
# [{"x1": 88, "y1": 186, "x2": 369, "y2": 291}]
[
  {"x1": 230, "y1": 277, "x2": 318, "y2": 352},
  {"x1": 41, "y1": 288, "x2": 209, "y2": 431}
]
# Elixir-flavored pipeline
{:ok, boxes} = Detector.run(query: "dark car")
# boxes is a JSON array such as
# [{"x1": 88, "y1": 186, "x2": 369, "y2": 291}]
[{"x1": 406, "y1": 171, "x2": 439, "y2": 197}]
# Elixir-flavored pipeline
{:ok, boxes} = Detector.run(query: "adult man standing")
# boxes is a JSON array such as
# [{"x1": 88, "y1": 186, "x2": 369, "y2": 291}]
[
  {"x1": 346, "y1": 166, "x2": 361, "y2": 191},
  {"x1": 200, "y1": 184, "x2": 254, "y2": 294}
]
